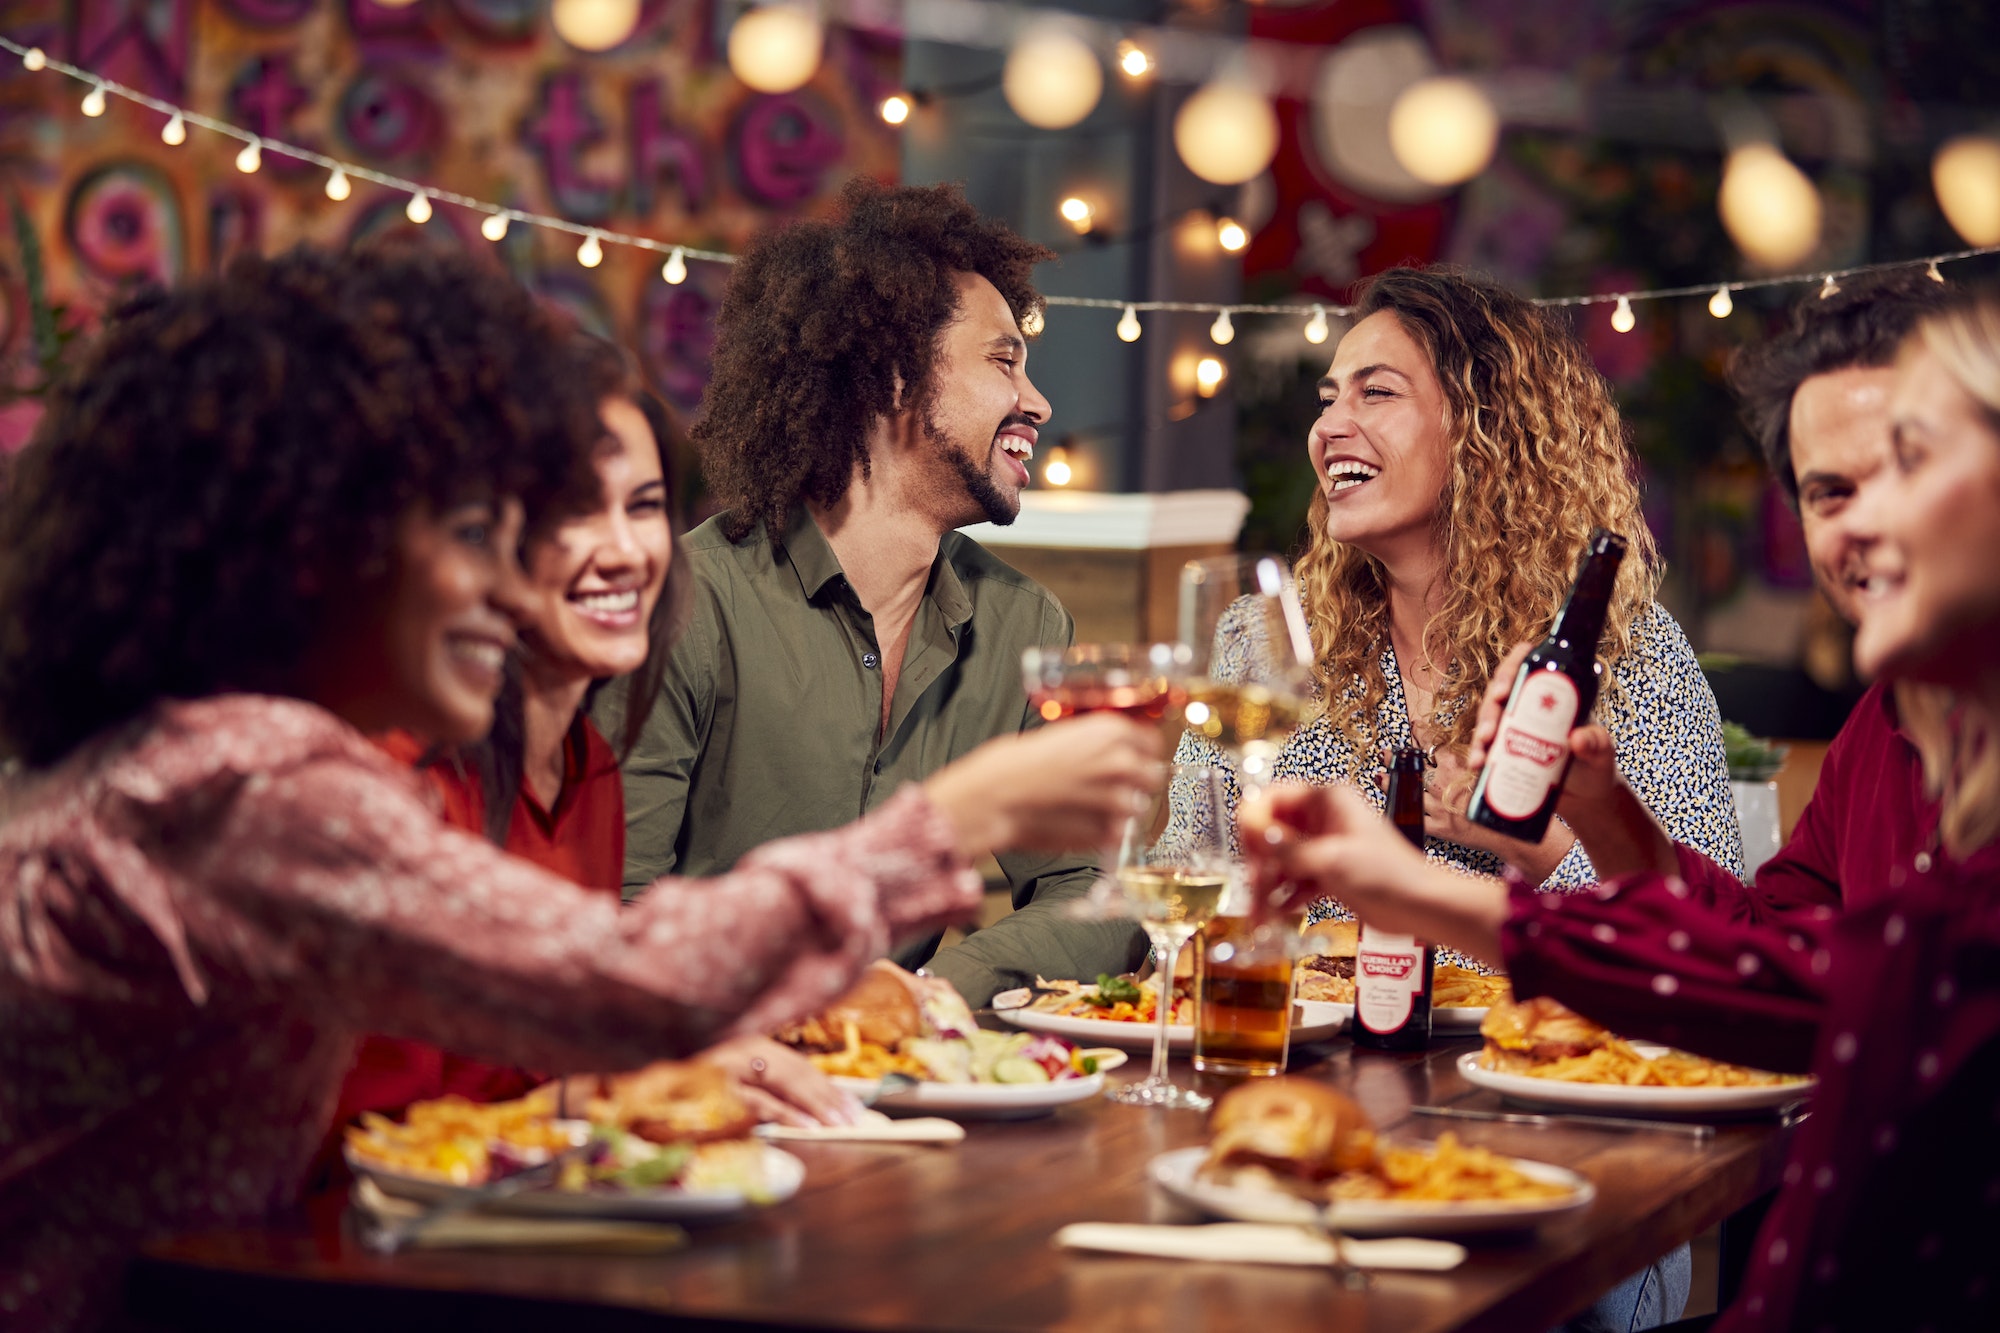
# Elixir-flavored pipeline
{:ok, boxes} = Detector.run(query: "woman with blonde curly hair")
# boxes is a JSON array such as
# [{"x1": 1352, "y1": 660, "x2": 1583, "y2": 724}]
[{"x1": 1254, "y1": 266, "x2": 1744, "y2": 904}]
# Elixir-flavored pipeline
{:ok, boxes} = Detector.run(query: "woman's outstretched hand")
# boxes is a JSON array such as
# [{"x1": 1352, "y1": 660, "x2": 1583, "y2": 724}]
[{"x1": 924, "y1": 714, "x2": 1167, "y2": 861}]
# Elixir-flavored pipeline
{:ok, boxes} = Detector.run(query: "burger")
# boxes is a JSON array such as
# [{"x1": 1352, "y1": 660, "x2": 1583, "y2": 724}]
[
  {"x1": 777, "y1": 960, "x2": 980, "y2": 1054},
  {"x1": 1295, "y1": 920, "x2": 1358, "y2": 1004},
  {"x1": 1198, "y1": 1077, "x2": 1377, "y2": 1199},
  {"x1": 1478, "y1": 995, "x2": 1611, "y2": 1073},
  {"x1": 531, "y1": 1061, "x2": 759, "y2": 1145}
]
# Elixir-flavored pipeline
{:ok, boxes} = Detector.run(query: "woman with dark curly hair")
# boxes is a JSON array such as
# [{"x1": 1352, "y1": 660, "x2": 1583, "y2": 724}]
[{"x1": 0, "y1": 245, "x2": 1159, "y2": 1332}]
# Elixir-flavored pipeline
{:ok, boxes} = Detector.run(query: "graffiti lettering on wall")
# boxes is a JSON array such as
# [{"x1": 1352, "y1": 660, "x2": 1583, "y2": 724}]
[{"x1": 0, "y1": 0, "x2": 899, "y2": 418}]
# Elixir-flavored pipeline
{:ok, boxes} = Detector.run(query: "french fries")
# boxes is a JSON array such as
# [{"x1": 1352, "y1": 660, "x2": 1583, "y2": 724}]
[
  {"x1": 1513, "y1": 1037, "x2": 1797, "y2": 1088},
  {"x1": 345, "y1": 1096, "x2": 579, "y2": 1184},
  {"x1": 1433, "y1": 966, "x2": 1511, "y2": 1010},
  {"x1": 1331, "y1": 1133, "x2": 1573, "y2": 1203},
  {"x1": 805, "y1": 1020, "x2": 927, "y2": 1079}
]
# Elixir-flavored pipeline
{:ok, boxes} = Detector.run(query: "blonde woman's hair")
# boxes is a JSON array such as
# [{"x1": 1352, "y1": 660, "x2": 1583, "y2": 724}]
[
  {"x1": 1296, "y1": 267, "x2": 1659, "y2": 755},
  {"x1": 1901, "y1": 295, "x2": 2000, "y2": 857}
]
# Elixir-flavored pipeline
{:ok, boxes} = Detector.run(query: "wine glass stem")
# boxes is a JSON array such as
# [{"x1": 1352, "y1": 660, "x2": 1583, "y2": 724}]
[{"x1": 1148, "y1": 931, "x2": 1183, "y2": 1085}]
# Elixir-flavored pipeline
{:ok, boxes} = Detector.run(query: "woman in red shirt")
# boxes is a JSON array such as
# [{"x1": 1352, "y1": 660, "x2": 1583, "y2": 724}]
[
  {"x1": 340, "y1": 339, "x2": 860, "y2": 1130},
  {"x1": 1244, "y1": 287, "x2": 2000, "y2": 1330}
]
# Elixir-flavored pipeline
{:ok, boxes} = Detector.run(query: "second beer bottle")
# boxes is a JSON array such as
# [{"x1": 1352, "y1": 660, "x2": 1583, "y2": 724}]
[
  {"x1": 1465, "y1": 528, "x2": 1629, "y2": 844},
  {"x1": 1352, "y1": 746, "x2": 1435, "y2": 1051}
]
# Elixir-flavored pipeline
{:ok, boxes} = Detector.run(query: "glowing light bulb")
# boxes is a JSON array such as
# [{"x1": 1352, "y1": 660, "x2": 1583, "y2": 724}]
[
  {"x1": 235, "y1": 139, "x2": 262, "y2": 173},
  {"x1": 1117, "y1": 41, "x2": 1150, "y2": 78},
  {"x1": 321, "y1": 168, "x2": 350, "y2": 201},
  {"x1": 22, "y1": 48, "x2": 46, "y2": 72},
  {"x1": 727, "y1": 4, "x2": 823, "y2": 95},
  {"x1": 81, "y1": 84, "x2": 107, "y2": 117},
  {"x1": 1022, "y1": 306, "x2": 1045, "y2": 337},
  {"x1": 1933, "y1": 136, "x2": 2000, "y2": 247},
  {"x1": 1928, "y1": 260, "x2": 1946, "y2": 283},
  {"x1": 1195, "y1": 357, "x2": 1225, "y2": 398},
  {"x1": 662, "y1": 247, "x2": 688, "y2": 284},
  {"x1": 405, "y1": 191, "x2": 432, "y2": 224},
  {"x1": 481, "y1": 211, "x2": 510, "y2": 242},
  {"x1": 1216, "y1": 217, "x2": 1248, "y2": 252},
  {"x1": 1003, "y1": 21, "x2": 1102, "y2": 131},
  {"x1": 578, "y1": 233, "x2": 604, "y2": 268},
  {"x1": 1174, "y1": 81, "x2": 1278, "y2": 186},
  {"x1": 1708, "y1": 286, "x2": 1733, "y2": 318},
  {"x1": 1042, "y1": 446, "x2": 1073, "y2": 487},
  {"x1": 1719, "y1": 143, "x2": 1821, "y2": 269},
  {"x1": 1820, "y1": 274, "x2": 1840, "y2": 299},
  {"x1": 880, "y1": 94, "x2": 911, "y2": 126},
  {"x1": 1116, "y1": 305, "x2": 1141, "y2": 342},
  {"x1": 551, "y1": 0, "x2": 642, "y2": 52},
  {"x1": 159, "y1": 113, "x2": 186, "y2": 146},
  {"x1": 1610, "y1": 296, "x2": 1635, "y2": 333},
  {"x1": 1304, "y1": 305, "x2": 1330, "y2": 344},
  {"x1": 1209, "y1": 309, "x2": 1235, "y2": 345},
  {"x1": 1387, "y1": 76, "x2": 1500, "y2": 187},
  {"x1": 1058, "y1": 196, "x2": 1093, "y2": 234}
]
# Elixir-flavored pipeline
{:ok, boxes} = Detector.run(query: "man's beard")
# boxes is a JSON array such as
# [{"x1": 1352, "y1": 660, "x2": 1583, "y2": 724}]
[{"x1": 929, "y1": 418, "x2": 1021, "y2": 526}]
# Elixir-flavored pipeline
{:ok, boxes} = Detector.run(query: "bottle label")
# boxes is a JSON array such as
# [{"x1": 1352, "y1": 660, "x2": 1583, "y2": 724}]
[
  {"x1": 1483, "y1": 671, "x2": 1580, "y2": 820},
  {"x1": 1356, "y1": 927, "x2": 1425, "y2": 1034}
]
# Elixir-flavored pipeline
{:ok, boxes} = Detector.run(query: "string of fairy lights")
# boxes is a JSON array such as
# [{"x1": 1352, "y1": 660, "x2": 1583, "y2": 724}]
[{"x1": 11, "y1": 28, "x2": 2000, "y2": 357}]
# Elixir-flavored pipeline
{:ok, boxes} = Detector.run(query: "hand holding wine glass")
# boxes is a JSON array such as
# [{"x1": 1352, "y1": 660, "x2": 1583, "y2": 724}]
[{"x1": 1177, "y1": 555, "x2": 1315, "y2": 790}]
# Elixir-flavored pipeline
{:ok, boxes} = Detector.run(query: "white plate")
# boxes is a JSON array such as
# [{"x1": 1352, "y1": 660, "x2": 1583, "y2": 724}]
[
  {"x1": 1432, "y1": 1006, "x2": 1489, "y2": 1033},
  {"x1": 1149, "y1": 1146, "x2": 1593, "y2": 1237},
  {"x1": 997, "y1": 1000, "x2": 1353, "y2": 1053},
  {"x1": 1457, "y1": 1049, "x2": 1817, "y2": 1115},
  {"x1": 831, "y1": 1073, "x2": 1105, "y2": 1120},
  {"x1": 347, "y1": 1143, "x2": 805, "y2": 1221}
]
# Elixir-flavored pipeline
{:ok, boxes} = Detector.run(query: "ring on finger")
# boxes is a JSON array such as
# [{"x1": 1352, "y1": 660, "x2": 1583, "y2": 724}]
[{"x1": 749, "y1": 1056, "x2": 767, "y2": 1077}]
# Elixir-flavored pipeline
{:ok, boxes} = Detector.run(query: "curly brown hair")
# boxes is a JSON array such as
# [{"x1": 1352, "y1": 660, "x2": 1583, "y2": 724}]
[
  {"x1": 693, "y1": 177, "x2": 1054, "y2": 546},
  {"x1": 1296, "y1": 267, "x2": 1660, "y2": 756},
  {"x1": 0, "y1": 242, "x2": 601, "y2": 768}
]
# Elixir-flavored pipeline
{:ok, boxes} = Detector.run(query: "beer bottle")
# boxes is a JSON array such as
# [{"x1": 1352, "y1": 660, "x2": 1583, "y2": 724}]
[
  {"x1": 1466, "y1": 528, "x2": 1628, "y2": 844},
  {"x1": 1353, "y1": 747, "x2": 1435, "y2": 1051}
]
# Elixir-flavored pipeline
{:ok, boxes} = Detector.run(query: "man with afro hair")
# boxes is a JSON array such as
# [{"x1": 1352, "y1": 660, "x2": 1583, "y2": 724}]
[{"x1": 602, "y1": 179, "x2": 1147, "y2": 1005}]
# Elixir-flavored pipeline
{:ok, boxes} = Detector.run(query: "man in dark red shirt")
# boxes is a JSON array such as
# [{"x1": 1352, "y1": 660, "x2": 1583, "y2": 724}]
[{"x1": 1722, "y1": 272, "x2": 1954, "y2": 913}]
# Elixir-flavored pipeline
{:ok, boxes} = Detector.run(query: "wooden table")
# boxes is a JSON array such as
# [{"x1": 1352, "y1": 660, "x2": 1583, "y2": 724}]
[{"x1": 125, "y1": 1034, "x2": 1791, "y2": 1333}]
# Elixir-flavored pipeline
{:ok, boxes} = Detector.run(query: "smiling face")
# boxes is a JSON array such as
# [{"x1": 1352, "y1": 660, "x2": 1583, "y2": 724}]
[
  {"x1": 521, "y1": 397, "x2": 673, "y2": 684},
  {"x1": 917, "y1": 271, "x2": 1050, "y2": 528},
  {"x1": 1851, "y1": 340, "x2": 2000, "y2": 686},
  {"x1": 372, "y1": 498, "x2": 525, "y2": 743},
  {"x1": 1788, "y1": 366, "x2": 1898, "y2": 626},
  {"x1": 1308, "y1": 310, "x2": 1455, "y2": 567}
]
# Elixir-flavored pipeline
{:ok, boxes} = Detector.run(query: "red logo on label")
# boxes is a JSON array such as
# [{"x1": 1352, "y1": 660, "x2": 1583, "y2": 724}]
[
  {"x1": 1359, "y1": 954, "x2": 1414, "y2": 980},
  {"x1": 1502, "y1": 730, "x2": 1566, "y2": 766}
]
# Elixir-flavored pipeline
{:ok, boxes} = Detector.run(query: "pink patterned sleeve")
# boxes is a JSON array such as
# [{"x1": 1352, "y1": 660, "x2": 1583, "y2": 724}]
[
  {"x1": 1500, "y1": 868, "x2": 1831, "y2": 1074},
  {"x1": 177, "y1": 757, "x2": 981, "y2": 1074}
]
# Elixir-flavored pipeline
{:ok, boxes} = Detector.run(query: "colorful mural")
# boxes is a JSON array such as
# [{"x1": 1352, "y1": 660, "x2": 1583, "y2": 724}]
[{"x1": 0, "y1": 0, "x2": 901, "y2": 420}]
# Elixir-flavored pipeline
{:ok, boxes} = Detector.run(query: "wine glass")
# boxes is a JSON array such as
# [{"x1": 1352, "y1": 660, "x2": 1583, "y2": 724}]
[
  {"x1": 1021, "y1": 642, "x2": 1192, "y2": 724},
  {"x1": 1104, "y1": 764, "x2": 1232, "y2": 1111},
  {"x1": 1177, "y1": 554, "x2": 1316, "y2": 791}
]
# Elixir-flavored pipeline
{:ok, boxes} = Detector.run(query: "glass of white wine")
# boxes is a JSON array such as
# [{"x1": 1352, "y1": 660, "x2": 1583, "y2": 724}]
[
  {"x1": 1177, "y1": 554, "x2": 1315, "y2": 791},
  {"x1": 1106, "y1": 764, "x2": 1232, "y2": 1111}
]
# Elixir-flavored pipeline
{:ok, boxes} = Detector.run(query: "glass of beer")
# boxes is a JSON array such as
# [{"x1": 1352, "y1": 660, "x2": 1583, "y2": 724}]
[{"x1": 1193, "y1": 913, "x2": 1296, "y2": 1077}]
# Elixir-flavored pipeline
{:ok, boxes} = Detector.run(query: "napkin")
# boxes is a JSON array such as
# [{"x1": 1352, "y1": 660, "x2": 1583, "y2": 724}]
[
  {"x1": 755, "y1": 1111, "x2": 965, "y2": 1144},
  {"x1": 1053, "y1": 1222, "x2": 1466, "y2": 1271},
  {"x1": 350, "y1": 1178, "x2": 689, "y2": 1253}
]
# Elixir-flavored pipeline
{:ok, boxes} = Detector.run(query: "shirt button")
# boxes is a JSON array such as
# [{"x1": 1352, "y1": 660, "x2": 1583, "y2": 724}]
[{"x1": 862, "y1": 652, "x2": 880, "y2": 669}]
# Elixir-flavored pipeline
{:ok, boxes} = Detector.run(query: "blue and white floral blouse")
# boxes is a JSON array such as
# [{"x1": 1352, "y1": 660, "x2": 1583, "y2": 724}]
[{"x1": 1170, "y1": 601, "x2": 1747, "y2": 971}]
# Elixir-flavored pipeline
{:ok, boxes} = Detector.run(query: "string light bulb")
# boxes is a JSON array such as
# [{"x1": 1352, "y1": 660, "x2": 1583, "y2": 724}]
[
  {"x1": 22, "y1": 47, "x2": 46, "y2": 72},
  {"x1": 1116, "y1": 305, "x2": 1141, "y2": 342},
  {"x1": 1610, "y1": 296, "x2": 1635, "y2": 333},
  {"x1": 1304, "y1": 305, "x2": 1330, "y2": 344},
  {"x1": 1042, "y1": 445, "x2": 1073, "y2": 488},
  {"x1": 1209, "y1": 309, "x2": 1235, "y2": 345},
  {"x1": 1216, "y1": 217, "x2": 1248, "y2": 252},
  {"x1": 1820, "y1": 274, "x2": 1840, "y2": 299},
  {"x1": 1003, "y1": 21, "x2": 1103, "y2": 131},
  {"x1": 880, "y1": 94, "x2": 911, "y2": 126},
  {"x1": 1117, "y1": 41, "x2": 1150, "y2": 78},
  {"x1": 577, "y1": 233, "x2": 604, "y2": 268},
  {"x1": 662, "y1": 247, "x2": 688, "y2": 284},
  {"x1": 235, "y1": 139, "x2": 262, "y2": 173},
  {"x1": 1195, "y1": 357, "x2": 1225, "y2": 398},
  {"x1": 324, "y1": 167, "x2": 351, "y2": 201},
  {"x1": 1058, "y1": 196, "x2": 1094, "y2": 235},
  {"x1": 1928, "y1": 260, "x2": 1945, "y2": 283},
  {"x1": 1708, "y1": 285, "x2": 1733, "y2": 318},
  {"x1": 405, "y1": 191, "x2": 432, "y2": 224},
  {"x1": 481, "y1": 211, "x2": 510, "y2": 241},
  {"x1": 159, "y1": 112, "x2": 187, "y2": 145},
  {"x1": 81, "y1": 83, "x2": 107, "y2": 117},
  {"x1": 727, "y1": 3, "x2": 823, "y2": 95}
]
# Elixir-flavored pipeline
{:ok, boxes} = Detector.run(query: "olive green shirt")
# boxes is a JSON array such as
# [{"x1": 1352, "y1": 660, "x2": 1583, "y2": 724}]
[{"x1": 597, "y1": 508, "x2": 1144, "y2": 1006}]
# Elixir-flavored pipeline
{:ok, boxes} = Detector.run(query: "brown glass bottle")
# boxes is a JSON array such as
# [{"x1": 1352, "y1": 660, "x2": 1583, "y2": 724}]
[
  {"x1": 1353, "y1": 747, "x2": 1435, "y2": 1050},
  {"x1": 1466, "y1": 528, "x2": 1629, "y2": 844}
]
